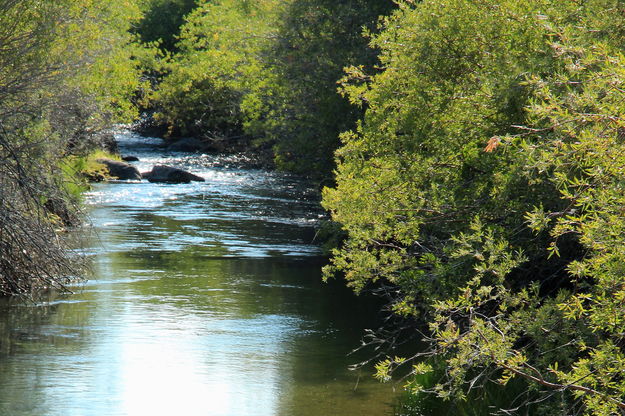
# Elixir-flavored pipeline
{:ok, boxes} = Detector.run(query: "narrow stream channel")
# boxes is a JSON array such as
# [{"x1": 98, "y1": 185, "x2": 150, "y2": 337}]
[{"x1": 0, "y1": 131, "x2": 398, "y2": 416}]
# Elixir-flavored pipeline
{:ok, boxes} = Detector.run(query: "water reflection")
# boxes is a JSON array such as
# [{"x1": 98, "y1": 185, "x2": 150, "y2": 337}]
[{"x1": 0, "y1": 131, "x2": 397, "y2": 415}]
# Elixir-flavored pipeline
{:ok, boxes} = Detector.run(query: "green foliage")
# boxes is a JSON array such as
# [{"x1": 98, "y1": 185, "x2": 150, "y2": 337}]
[
  {"x1": 135, "y1": 0, "x2": 198, "y2": 52},
  {"x1": 0, "y1": 0, "x2": 146, "y2": 148},
  {"x1": 400, "y1": 382, "x2": 535, "y2": 416},
  {"x1": 61, "y1": 150, "x2": 122, "y2": 192},
  {"x1": 323, "y1": 0, "x2": 625, "y2": 414},
  {"x1": 0, "y1": 0, "x2": 145, "y2": 295},
  {"x1": 150, "y1": 0, "x2": 395, "y2": 178},
  {"x1": 243, "y1": 0, "x2": 396, "y2": 176},
  {"x1": 151, "y1": 0, "x2": 283, "y2": 139}
]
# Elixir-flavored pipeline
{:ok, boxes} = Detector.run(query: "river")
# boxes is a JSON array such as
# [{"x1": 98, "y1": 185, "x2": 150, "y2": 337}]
[{"x1": 0, "y1": 131, "x2": 398, "y2": 416}]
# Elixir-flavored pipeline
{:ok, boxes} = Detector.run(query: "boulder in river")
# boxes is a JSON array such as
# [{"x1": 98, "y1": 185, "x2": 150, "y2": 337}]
[
  {"x1": 95, "y1": 158, "x2": 142, "y2": 180},
  {"x1": 122, "y1": 155, "x2": 139, "y2": 162},
  {"x1": 142, "y1": 165, "x2": 205, "y2": 184}
]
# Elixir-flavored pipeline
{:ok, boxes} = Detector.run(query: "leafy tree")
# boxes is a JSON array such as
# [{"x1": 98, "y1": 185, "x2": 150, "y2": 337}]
[
  {"x1": 151, "y1": 0, "x2": 283, "y2": 141},
  {"x1": 243, "y1": 0, "x2": 396, "y2": 177},
  {"x1": 0, "y1": 0, "x2": 144, "y2": 295},
  {"x1": 135, "y1": 0, "x2": 198, "y2": 52},
  {"x1": 323, "y1": 1, "x2": 625, "y2": 414}
]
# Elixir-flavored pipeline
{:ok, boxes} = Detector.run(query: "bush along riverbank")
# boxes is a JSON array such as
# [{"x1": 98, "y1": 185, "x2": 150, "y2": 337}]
[
  {"x1": 0, "y1": 1, "x2": 144, "y2": 296},
  {"x1": 322, "y1": 1, "x2": 625, "y2": 414}
]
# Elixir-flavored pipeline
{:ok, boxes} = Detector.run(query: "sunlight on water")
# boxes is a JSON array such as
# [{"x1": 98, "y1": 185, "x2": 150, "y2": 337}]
[
  {"x1": 115, "y1": 315, "x2": 291, "y2": 416},
  {"x1": 0, "y1": 130, "x2": 398, "y2": 416}
]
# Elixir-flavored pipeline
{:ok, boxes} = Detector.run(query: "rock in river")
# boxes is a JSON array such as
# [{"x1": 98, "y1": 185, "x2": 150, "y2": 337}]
[
  {"x1": 142, "y1": 165, "x2": 205, "y2": 184},
  {"x1": 96, "y1": 158, "x2": 142, "y2": 180}
]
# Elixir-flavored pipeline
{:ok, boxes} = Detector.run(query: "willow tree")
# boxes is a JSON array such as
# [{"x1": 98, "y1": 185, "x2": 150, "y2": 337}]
[
  {"x1": 0, "y1": 0, "x2": 144, "y2": 295},
  {"x1": 324, "y1": 1, "x2": 625, "y2": 414},
  {"x1": 243, "y1": 0, "x2": 396, "y2": 178},
  {"x1": 134, "y1": 0, "x2": 198, "y2": 52},
  {"x1": 151, "y1": 0, "x2": 285, "y2": 140}
]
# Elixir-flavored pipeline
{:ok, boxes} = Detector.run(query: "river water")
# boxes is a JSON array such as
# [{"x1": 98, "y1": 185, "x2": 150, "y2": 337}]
[{"x1": 0, "y1": 131, "x2": 398, "y2": 416}]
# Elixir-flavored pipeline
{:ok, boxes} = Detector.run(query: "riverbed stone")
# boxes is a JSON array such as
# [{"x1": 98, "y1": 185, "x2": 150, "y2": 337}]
[
  {"x1": 142, "y1": 165, "x2": 205, "y2": 183},
  {"x1": 95, "y1": 158, "x2": 142, "y2": 180}
]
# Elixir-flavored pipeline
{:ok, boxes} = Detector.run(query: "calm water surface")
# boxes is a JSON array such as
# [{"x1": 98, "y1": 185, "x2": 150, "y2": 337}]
[{"x1": 0, "y1": 131, "x2": 398, "y2": 416}]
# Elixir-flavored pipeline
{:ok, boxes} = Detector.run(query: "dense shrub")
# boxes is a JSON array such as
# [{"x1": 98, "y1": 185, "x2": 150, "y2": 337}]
[
  {"x1": 0, "y1": 0, "x2": 143, "y2": 296},
  {"x1": 323, "y1": 1, "x2": 625, "y2": 414}
]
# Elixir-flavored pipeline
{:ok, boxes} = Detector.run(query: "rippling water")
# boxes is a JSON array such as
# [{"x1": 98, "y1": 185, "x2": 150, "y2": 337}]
[{"x1": 0, "y1": 131, "x2": 398, "y2": 416}]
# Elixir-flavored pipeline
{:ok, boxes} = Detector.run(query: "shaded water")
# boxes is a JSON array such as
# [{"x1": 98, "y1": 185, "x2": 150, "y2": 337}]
[{"x1": 0, "y1": 131, "x2": 398, "y2": 415}]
